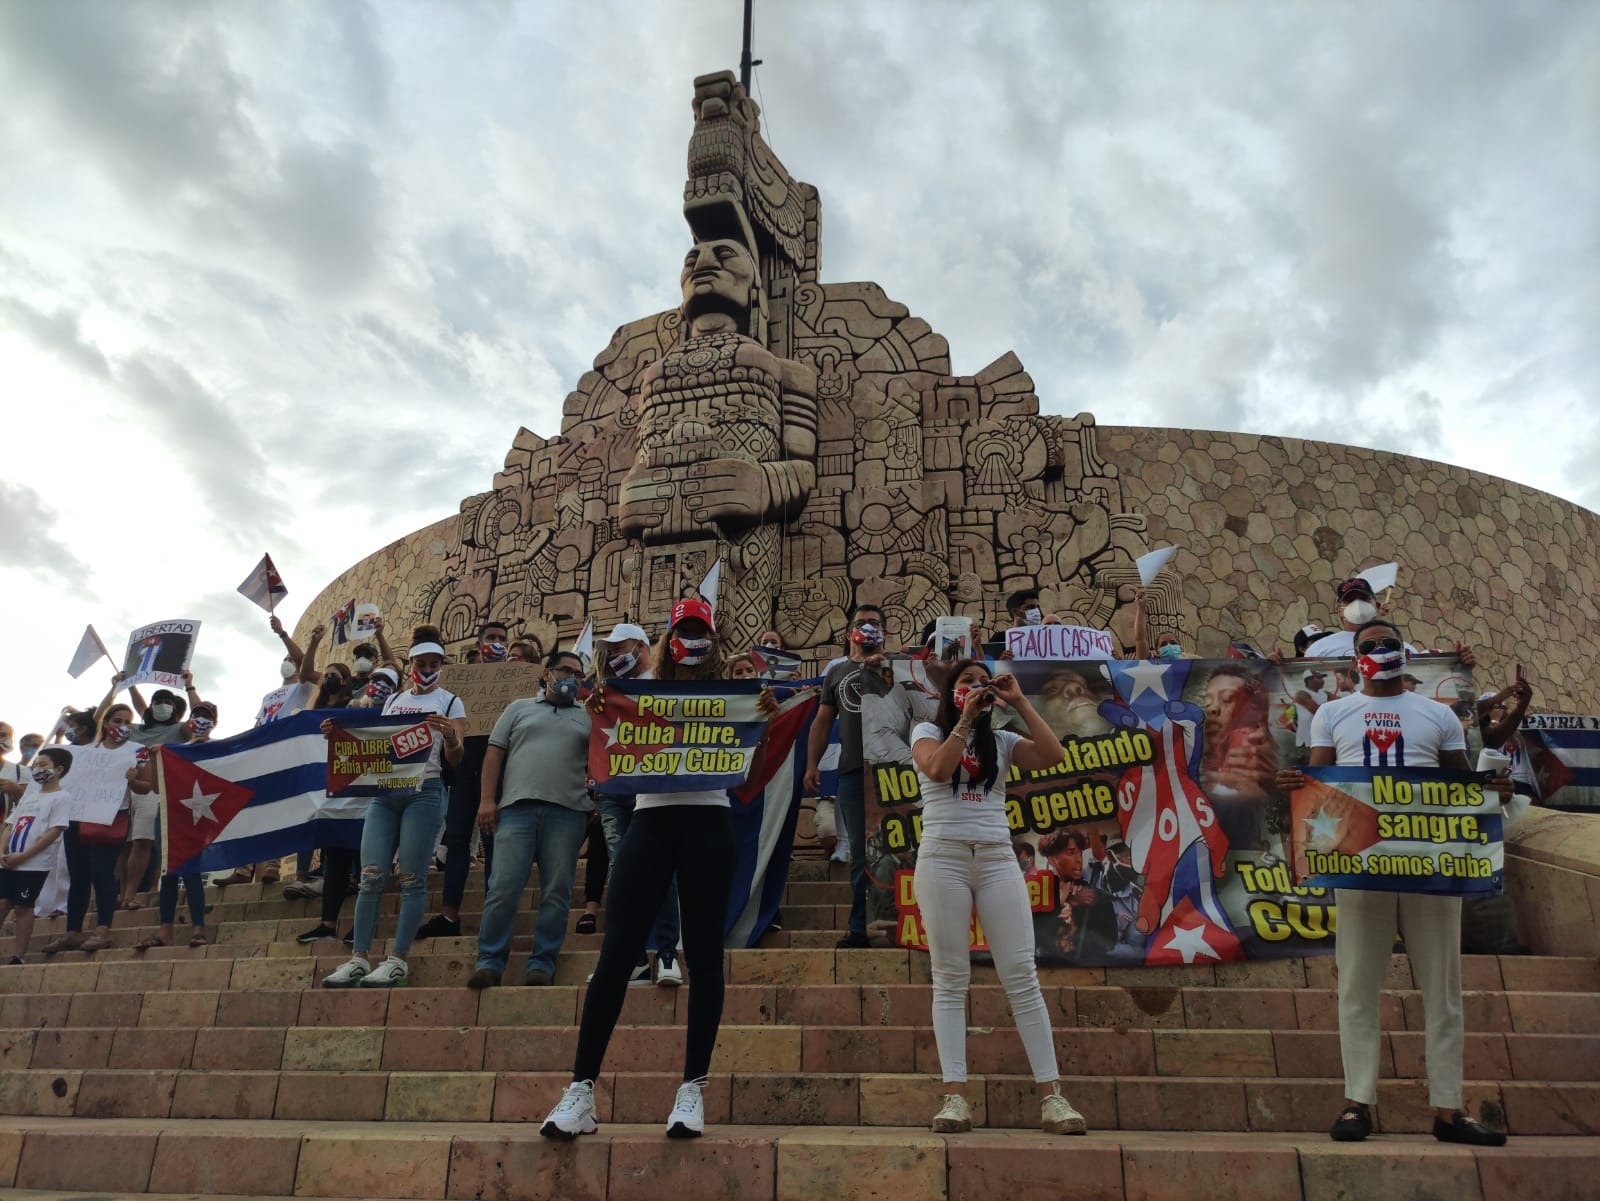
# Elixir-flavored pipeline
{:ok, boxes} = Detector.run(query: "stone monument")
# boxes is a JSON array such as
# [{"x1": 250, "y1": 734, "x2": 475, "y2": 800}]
[{"x1": 411, "y1": 69, "x2": 1166, "y2": 660}]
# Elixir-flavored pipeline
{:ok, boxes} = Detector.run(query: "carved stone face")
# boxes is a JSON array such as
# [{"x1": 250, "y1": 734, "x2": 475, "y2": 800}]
[{"x1": 680, "y1": 238, "x2": 756, "y2": 320}]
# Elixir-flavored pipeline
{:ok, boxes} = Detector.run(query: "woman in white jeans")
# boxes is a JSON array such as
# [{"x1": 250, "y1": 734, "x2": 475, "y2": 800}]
[{"x1": 911, "y1": 659, "x2": 1086, "y2": 1135}]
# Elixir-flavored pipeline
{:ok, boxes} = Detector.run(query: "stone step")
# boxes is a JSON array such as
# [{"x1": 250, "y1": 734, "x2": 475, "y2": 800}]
[
  {"x1": 0, "y1": 1067, "x2": 1593, "y2": 1134},
  {"x1": 8, "y1": 980, "x2": 1583, "y2": 1033},
  {"x1": 7, "y1": 1021, "x2": 1596, "y2": 1082},
  {"x1": 2, "y1": 1117, "x2": 1597, "y2": 1199}
]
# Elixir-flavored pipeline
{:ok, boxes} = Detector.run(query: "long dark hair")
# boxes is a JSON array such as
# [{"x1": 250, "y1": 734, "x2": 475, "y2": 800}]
[
  {"x1": 651, "y1": 625, "x2": 724, "y2": 681},
  {"x1": 932, "y1": 658, "x2": 998, "y2": 791}
]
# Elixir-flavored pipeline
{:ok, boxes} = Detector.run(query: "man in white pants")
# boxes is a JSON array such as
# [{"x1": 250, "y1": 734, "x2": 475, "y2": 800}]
[{"x1": 1278, "y1": 618, "x2": 1508, "y2": 1146}]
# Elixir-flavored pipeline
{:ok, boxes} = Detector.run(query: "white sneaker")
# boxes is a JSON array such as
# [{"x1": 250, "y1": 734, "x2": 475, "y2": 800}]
[
  {"x1": 541, "y1": 1080, "x2": 599, "y2": 1139},
  {"x1": 1041, "y1": 1091, "x2": 1087, "y2": 1135},
  {"x1": 932, "y1": 1092, "x2": 972, "y2": 1133},
  {"x1": 321, "y1": 956, "x2": 371, "y2": 989},
  {"x1": 666, "y1": 1077, "x2": 708, "y2": 1138},
  {"x1": 655, "y1": 951, "x2": 683, "y2": 988},
  {"x1": 628, "y1": 959, "x2": 653, "y2": 986},
  {"x1": 361, "y1": 955, "x2": 410, "y2": 988}
]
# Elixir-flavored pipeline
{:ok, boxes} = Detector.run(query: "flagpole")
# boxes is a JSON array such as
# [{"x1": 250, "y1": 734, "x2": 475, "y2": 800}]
[{"x1": 155, "y1": 749, "x2": 169, "y2": 878}]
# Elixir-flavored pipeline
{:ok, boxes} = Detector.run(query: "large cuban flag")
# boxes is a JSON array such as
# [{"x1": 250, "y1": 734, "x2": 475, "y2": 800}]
[
  {"x1": 1520, "y1": 717, "x2": 1600, "y2": 812},
  {"x1": 157, "y1": 709, "x2": 394, "y2": 876},
  {"x1": 1098, "y1": 658, "x2": 1244, "y2": 966},
  {"x1": 725, "y1": 685, "x2": 820, "y2": 948}
]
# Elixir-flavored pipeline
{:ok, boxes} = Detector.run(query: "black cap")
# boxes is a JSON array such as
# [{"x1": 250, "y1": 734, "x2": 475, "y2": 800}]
[{"x1": 1335, "y1": 577, "x2": 1375, "y2": 602}]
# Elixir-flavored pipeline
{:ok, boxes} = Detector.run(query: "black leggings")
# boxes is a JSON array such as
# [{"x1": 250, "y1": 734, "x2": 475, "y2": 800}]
[
  {"x1": 584, "y1": 811, "x2": 609, "y2": 902},
  {"x1": 320, "y1": 845, "x2": 357, "y2": 925},
  {"x1": 572, "y1": 805, "x2": 735, "y2": 1083},
  {"x1": 65, "y1": 823, "x2": 121, "y2": 932}
]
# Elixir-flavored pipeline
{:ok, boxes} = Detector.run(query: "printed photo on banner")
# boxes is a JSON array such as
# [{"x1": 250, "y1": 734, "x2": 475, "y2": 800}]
[
  {"x1": 119, "y1": 619, "x2": 201, "y2": 690},
  {"x1": 329, "y1": 599, "x2": 355, "y2": 645},
  {"x1": 324, "y1": 715, "x2": 434, "y2": 797},
  {"x1": 858, "y1": 651, "x2": 1482, "y2": 968},
  {"x1": 931, "y1": 616, "x2": 975, "y2": 662},
  {"x1": 587, "y1": 679, "x2": 768, "y2": 796},
  {"x1": 1288, "y1": 765, "x2": 1503, "y2": 896}
]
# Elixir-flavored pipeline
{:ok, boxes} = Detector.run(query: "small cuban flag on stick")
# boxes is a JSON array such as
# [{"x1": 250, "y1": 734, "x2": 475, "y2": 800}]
[
  {"x1": 237, "y1": 554, "x2": 289, "y2": 613},
  {"x1": 698, "y1": 558, "x2": 723, "y2": 619}
]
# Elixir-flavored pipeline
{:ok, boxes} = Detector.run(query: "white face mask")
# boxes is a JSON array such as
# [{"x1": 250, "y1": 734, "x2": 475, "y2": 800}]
[
  {"x1": 1343, "y1": 599, "x2": 1378, "y2": 626},
  {"x1": 1021, "y1": 606, "x2": 1043, "y2": 626},
  {"x1": 150, "y1": 703, "x2": 174, "y2": 722},
  {"x1": 353, "y1": 656, "x2": 375, "y2": 674},
  {"x1": 279, "y1": 660, "x2": 298, "y2": 680}
]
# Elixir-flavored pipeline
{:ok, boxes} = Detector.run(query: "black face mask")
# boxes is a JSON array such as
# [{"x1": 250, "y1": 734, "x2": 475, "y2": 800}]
[{"x1": 322, "y1": 674, "x2": 344, "y2": 691}]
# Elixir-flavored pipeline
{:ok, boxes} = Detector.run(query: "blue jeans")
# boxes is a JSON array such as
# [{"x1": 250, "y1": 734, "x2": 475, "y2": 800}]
[
  {"x1": 158, "y1": 873, "x2": 206, "y2": 929},
  {"x1": 351, "y1": 777, "x2": 445, "y2": 959},
  {"x1": 838, "y1": 770, "x2": 868, "y2": 938},
  {"x1": 599, "y1": 795, "x2": 680, "y2": 953},
  {"x1": 476, "y1": 800, "x2": 590, "y2": 977}
]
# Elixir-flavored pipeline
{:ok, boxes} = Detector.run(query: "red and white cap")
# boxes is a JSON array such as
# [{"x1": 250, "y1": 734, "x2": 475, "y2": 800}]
[{"x1": 669, "y1": 598, "x2": 714, "y2": 630}]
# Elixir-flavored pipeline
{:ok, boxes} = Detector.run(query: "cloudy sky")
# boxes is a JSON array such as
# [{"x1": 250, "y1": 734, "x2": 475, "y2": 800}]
[{"x1": 2, "y1": 0, "x2": 1595, "y2": 742}]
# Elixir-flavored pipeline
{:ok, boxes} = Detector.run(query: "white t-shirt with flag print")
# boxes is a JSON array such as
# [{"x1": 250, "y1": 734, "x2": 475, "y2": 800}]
[
  {"x1": 1308, "y1": 689, "x2": 1465, "y2": 769},
  {"x1": 4, "y1": 785, "x2": 71, "y2": 874}
]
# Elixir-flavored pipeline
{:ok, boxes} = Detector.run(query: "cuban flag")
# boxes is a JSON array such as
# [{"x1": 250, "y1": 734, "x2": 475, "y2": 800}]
[
  {"x1": 1521, "y1": 721, "x2": 1600, "y2": 812},
  {"x1": 157, "y1": 708, "x2": 385, "y2": 875},
  {"x1": 1098, "y1": 658, "x2": 1235, "y2": 954},
  {"x1": 725, "y1": 685, "x2": 820, "y2": 948},
  {"x1": 237, "y1": 554, "x2": 289, "y2": 613}
]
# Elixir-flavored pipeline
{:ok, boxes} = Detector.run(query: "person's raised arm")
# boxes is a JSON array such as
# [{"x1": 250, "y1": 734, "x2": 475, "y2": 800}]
[
  {"x1": 181, "y1": 668, "x2": 203, "y2": 711},
  {"x1": 990, "y1": 673, "x2": 1068, "y2": 771},
  {"x1": 128, "y1": 684, "x2": 149, "y2": 719},
  {"x1": 297, "y1": 625, "x2": 326, "y2": 685},
  {"x1": 1479, "y1": 679, "x2": 1533, "y2": 748},
  {"x1": 271, "y1": 614, "x2": 305, "y2": 667},
  {"x1": 374, "y1": 615, "x2": 397, "y2": 668},
  {"x1": 1133, "y1": 588, "x2": 1151, "y2": 660}
]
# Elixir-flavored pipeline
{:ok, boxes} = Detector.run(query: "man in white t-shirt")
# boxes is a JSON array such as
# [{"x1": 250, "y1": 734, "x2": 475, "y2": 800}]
[
  {"x1": 1291, "y1": 668, "x2": 1331, "y2": 749},
  {"x1": 0, "y1": 746, "x2": 73, "y2": 961},
  {"x1": 1279, "y1": 619, "x2": 1509, "y2": 1148}
]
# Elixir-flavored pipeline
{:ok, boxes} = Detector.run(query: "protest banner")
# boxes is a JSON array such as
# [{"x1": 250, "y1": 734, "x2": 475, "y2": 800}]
[
  {"x1": 353, "y1": 604, "x2": 380, "y2": 640},
  {"x1": 861, "y1": 651, "x2": 1480, "y2": 966},
  {"x1": 65, "y1": 742, "x2": 141, "y2": 824},
  {"x1": 324, "y1": 715, "x2": 434, "y2": 796},
  {"x1": 1517, "y1": 713, "x2": 1600, "y2": 811},
  {"x1": 587, "y1": 679, "x2": 767, "y2": 796},
  {"x1": 329, "y1": 599, "x2": 355, "y2": 645},
  {"x1": 119, "y1": 619, "x2": 201, "y2": 690},
  {"x1": 438, "y1": 662, "x2": 543, "y2": 737},
  {"x1": 932, "y1": 616, "x2": 975, "y2": 662},
  {"x1": 1288, "y1": 765, "x2": 1503, "y2": 896},
  {"x1": 1004, "y1": 624, "x2": 1116, "y2": 661}
]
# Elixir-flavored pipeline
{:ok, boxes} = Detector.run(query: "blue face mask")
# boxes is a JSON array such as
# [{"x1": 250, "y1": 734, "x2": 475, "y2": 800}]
[
  {"x1": 549, "y1": 676, "x2": 580, "y2": 705},
  {"x1": 1158, "y1": 643, "x2": 1183, "y2": 660}
]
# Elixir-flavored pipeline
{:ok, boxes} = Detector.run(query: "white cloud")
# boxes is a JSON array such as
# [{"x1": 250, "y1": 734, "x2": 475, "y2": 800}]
[{"x1": 1, "y1": 0, "x2": 1595, "y2": 738}]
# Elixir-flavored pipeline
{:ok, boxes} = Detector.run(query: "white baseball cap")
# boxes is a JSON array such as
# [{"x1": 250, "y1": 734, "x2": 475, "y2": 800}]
[{"x1": 600, "y1": 622, "x2": 649, "y2": 646}]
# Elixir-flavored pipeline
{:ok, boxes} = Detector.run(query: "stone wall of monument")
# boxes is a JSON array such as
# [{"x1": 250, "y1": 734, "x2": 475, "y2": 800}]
[
  {"x1": 1096, "y1": 426, "x2": 1600, "y2": 712},
  {"x1": 298, "y1": 427, "x2": 1600, "y2": 714}
]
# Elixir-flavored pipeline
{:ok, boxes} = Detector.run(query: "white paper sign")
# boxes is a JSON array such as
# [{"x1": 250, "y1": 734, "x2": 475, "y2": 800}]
[
  {"x1": 1358, "y1": 562, "x2": 1399, "y2": 593},
  {"x1": 353, "y1": 604, "x2": 380, "y2": 639},
  {"x1": 120, "y1": 619, "x2": 201, "y2": 690},
  {"x1": 932, "y1": 616, "x2": 975, "y2": 662},
  {"x1": 65, "y1": 743, "x2": 138, "y2": 824},
  {"x1": 1136, "y1": 546, "x2": 1177, "y2": 589},
  {"x1": 1005, "y1": 625, "x2": 1116, "y2": 661}
]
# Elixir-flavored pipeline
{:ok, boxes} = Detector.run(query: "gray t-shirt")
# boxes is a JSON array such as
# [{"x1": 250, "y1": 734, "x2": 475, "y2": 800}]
[
  {"x1": 488, "y1": 694, "x2": 594, "y2": 812},
  {"x1": 823, "y1": 657, "x2": 893, "y2": 775}
]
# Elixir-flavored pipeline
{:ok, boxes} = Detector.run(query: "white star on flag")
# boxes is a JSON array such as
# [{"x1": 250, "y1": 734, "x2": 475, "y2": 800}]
[
  {"x1": 602, "y1": 723, "x2": 622, "y2": 748},
  {"x1": 1305, "y1": 806, "x2": 1343, "y2": 844},
  {"x1": 1122, "y1": 659, "x2": 1170, "y2": 703},
  {"x1": 181, "y1": 781, "x2": 222, "y2": 825},
  {"x1": 1165, "y1": 922, "x2": 1220, "y2": 964}
]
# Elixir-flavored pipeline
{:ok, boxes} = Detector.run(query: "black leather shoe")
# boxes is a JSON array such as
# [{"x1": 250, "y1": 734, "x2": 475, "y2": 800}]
[
  {"x1": 835, "y1": 932, "x2": 871, "y2": 949},
  {"x1": 466, "y1": 968, "x2": 502, "y2": 990},
  {"x1": 1433, "y1": 1111, "x2": 1506, "y2": 1146},
  {"x1": 1330, "y1": 1103, "x2": 1373, "y2": 1142}
]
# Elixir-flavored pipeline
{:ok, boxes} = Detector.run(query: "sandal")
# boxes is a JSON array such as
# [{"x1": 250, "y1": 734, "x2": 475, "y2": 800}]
[
  {"x1": 575, "y1": 914, "x2": 597, "y2": 935},
  {"x1": 189, "y1": 933, "x2": 209, "y2": 947},
  {"x1": 134, "y1": 936, "x2": 167, "y2": 952}
]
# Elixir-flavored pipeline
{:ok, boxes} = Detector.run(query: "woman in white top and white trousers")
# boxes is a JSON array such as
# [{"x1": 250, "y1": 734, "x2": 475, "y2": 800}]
[{"x1": 912, "y1": 658, "x2": 1087, "y2": 1135}]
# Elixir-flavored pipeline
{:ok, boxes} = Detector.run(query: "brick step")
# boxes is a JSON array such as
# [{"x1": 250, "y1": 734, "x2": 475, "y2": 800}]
[
  {"x1": 15, "y1": 878, "x2": 857, "y2": 927},
  {"x1": 8, "y1": 1020, "x2": 1597, "y2": 1081},
  {"x1": 5, "y1": 983, "x2": 1596, "y2": 1043},
  {"x1": 3, "y1": 1117, "x2": 1587, "y2": 1201},
  {"x1": 0, "y1": 1067, "x2": 1594, "y2": 1134}
]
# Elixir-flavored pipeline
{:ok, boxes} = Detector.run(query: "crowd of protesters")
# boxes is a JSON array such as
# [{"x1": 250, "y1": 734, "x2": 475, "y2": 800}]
[{"x1": 0, "y1": 568, "x2": 1536, "y2": 1146}]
